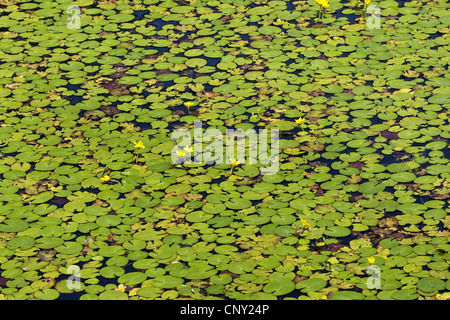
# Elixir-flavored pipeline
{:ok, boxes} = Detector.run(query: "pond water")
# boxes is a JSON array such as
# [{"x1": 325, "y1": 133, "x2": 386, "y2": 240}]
[{"x1": 0, "y1": 0, "x2": 449, "y2": 300}]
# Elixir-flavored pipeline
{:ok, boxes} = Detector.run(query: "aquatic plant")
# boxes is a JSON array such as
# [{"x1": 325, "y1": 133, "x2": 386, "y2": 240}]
[{"x1": 0, "y1": 0, "x2": 448, "y2": 301}]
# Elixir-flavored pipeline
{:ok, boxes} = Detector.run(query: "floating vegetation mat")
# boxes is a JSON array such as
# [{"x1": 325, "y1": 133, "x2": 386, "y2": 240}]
[{"x1": 0, "y1": 0, "x2": 449, "y2": 300}]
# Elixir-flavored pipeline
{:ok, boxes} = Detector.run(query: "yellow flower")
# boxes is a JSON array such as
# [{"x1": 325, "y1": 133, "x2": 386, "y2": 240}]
[
  {"x1": 367, "y1": 256, "x2": 376, "y2": 264},
  {"x1": 100, "y1": 175, "x2": 111, "y2": 182},
  {"x1": 315, "y1": 0, "x2": 329, "y2": 7},
  {"x1": 184, "y1": 101, "x2": 193, "y2": 108},
  {"x1": 115, "y1": 284, "x2": 126, "y2": 292},
  {"x1": 184, "y1": 145, "x2": 194, "y2": 153},
  {"x1": 177, "y1": 149, "x2": 184, "y2": 158},
  {"x1": 365, "y1": 0, "x2": 371, "y2": 5},
  {"x1": 229, "y1": 158, "x2": 240, "y2": 168},
  {"x1": 133, "y1": 140, "x2": 145, "y2": 149},
  {"x1": 301, "y1": 219, "x2": 310, "y2": 228},
  {"x1": 295, "y1": 117, "x2": 306, "y2": 125}
]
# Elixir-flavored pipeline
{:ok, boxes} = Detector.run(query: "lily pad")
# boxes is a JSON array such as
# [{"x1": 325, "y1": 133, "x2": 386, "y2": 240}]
[
  {"x1": 263, "y1": 280, "x2": 295, "y2": 296},
  {"x1": 324, "y1": 226, "x2": 351, "y2": 238},
  {"x1": 330, "y1": 291, "x2": 365, "y2": 300},
  {"x1": 98, "y1": 290, "x2": 129, "y2": 300},
  {"x1": 0, "y1": 219, "x2": 29, "y2": 233},
  {"x1": 152, "y1": 275, "x2": 184, "y2": 288},
  {"x1": 296, "y1": 278, "x2": 328, "y2": 293},
  {"x1": 7, "y1": 236, "x2": 36, "y2": 250},
  {"x1": 117, "y1": 272, "x2": 147, "y2": 286}
]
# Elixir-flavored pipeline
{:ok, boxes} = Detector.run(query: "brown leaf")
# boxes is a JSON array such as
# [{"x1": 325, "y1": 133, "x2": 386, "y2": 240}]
[
  {"x1": 107, "y1": 233, "x2": 115, "y2": 242},
  {"x1": 155, "y1": 69, "x2": 172, "y2": 76},
  {"x1": 37, "y1": 250, "x2": 56, "y2": 262},
  {"x1": 381, "y1": 130, "x2": 399, "y2": 140},
  {"x1": 349, "y1": 161, "x2": 365, "y2": 169},
  {"x1": 315, "y1": 187, "x2": 324, "y2": 197},
  {"x1": 0, "y1": 277, "x2": 11, "y2": 286},
  {"x1": 325, "y1": 243, "x2": 347, "y2": 252},
  {"x1": 221, "y1": 270, "x2": 239, "y2": 279},
  {"x1": 99, "y1": 105, "x2": 121, "y2": 116},
  {"x1": 49, "y1": 197, "x2": 69, "y2": 206},
  {"x1": 293, "y1": 275, "x2": 307, "y2": 284},
  {"x1": 378, "y1": 217, "x2": 399, "y2": 228},
  {"x1": 177, "y1": 193, "x2": 203, "y2": 201}
]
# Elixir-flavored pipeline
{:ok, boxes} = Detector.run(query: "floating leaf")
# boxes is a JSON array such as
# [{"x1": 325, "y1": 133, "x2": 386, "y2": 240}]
[
  {"x1": 324, "y1": 226, "x2": 351, "y2": 238},
  {"x1": 358, "y1": 181, "x2": 386, "y2": 194},
  {"x1": 296, "y1": 278, "x2": 328, "y2": 293},
  {"x1": 7, "y1": 236, "x2": 36, "y2": 250},
  {"x1": 98, "y1": 290, "x2": 129, "y2": 300},
  {"x1": 0, "y1": 219, "x2": 29, "y2": 233},
  {"x1": 117, "y1": 272, "x2": 147, "y2": 286},
  {"x1": 263, "y1": 280, "x2": 295, "y2": 296},
  {"x1": 330, "y1": 291, "x2": 365, "y2": 300},
  {"x1": 152, "y1": 275, "x2": 184, "y2": 289}
]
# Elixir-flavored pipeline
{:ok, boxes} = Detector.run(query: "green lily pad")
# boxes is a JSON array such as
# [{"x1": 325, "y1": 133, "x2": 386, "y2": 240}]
[
  {"x1": 263, "y1": 280, "x2": 295, "y2": 296},
  {"x1": 55, "y1": 242, "x2": 83, "y2": 255},
  {"x1": 98, "y1": 246, "x2": 126, "y2": 258},
  {"x1": 391, "y1": 172, "x2": 417, "y2": 183},
  {"x1": 391, "y1": 289, "x2": 419, "y2": 300},
  {"x1": 118, "y1": 272, "x2": 147, "y2": 286},
  {"x1": 224, "y1": 198, "x2": 252, "y2": 210},
  {"x1": 203, "y1": 203, "x2": 226, "y2": 214},
  {"x1": 96, "y1": 215, "x2": 122, "y2": 227},
  {"x1": 152, "y1": 275, "x2": 184, "y2": 288},
  {"x1": 358, "y1": 181, "x2": 386, "y2": 194},
  {"x1": 98, "y1": 290, "x2": 129, "y2": 300},
  {"x1": 133, "y1": 229, "x2": 166, "y2": 241},
  {"x1": 0, "y1": 219, "x2": 29, "y2": 233},
  {"x1": 324, "y1": 226, "x2": 351, "y2": 238},
  {"x1": 35, "y1": 237, "x2": 64, "y2": 249},
  {"x1": 330, "y1": 291, "x2": 365, "y2": 300},
  {"x1": 396, "y1": 214, "x2": 423, "y2": 225},
  {"x1": 100, "y1": 266, "x2": 125, "y2": 279},
  {"x1": 7, "y1": 236, "x2": 36, "y2": 250},
  {"x1": 181, "y1": 263, "x2": 217, "y2": 280},
  {"x1": 296, "y1": 278, "x2": 328, "y2": 293},
  {"x1": 266, "y1": 120, "x2": 298, "y2": 131},
  {"x1": 34, "y1": 288, "x2": 60, "y2": 300},
  {"x1": 417, "y1": 277, "x2": 446, "y2": 296}
]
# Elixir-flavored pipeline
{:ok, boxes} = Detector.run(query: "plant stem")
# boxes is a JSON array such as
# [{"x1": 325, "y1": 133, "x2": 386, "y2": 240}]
[{"x1": 134, "y1": 150, "x2": 140, "y2": 164}]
